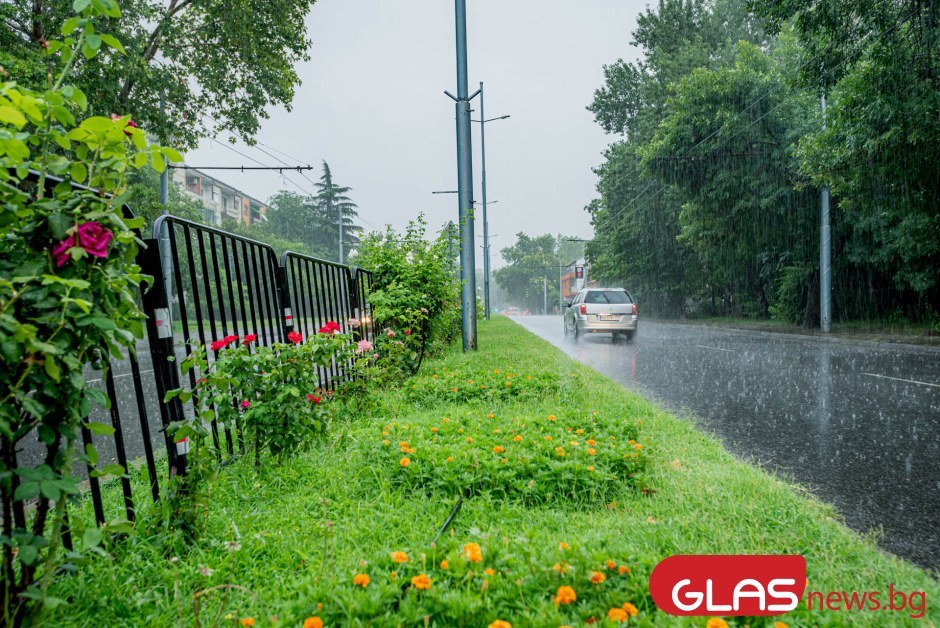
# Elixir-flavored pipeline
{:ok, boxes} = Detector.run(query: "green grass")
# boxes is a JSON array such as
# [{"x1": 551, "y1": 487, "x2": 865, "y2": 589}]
[{"x1": 45, "y1": 317, "x2": 938, "y2": 626}]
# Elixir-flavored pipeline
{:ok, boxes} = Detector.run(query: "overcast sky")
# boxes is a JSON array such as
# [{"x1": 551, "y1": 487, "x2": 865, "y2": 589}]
[{"x1": 184, "y1": 1, "x2": 644, "y2": 268}]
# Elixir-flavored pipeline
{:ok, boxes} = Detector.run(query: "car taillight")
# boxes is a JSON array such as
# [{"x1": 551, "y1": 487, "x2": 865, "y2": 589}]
[
  {"x1": 579, "y1": 303, "x2": 586, "y2": 315},
  {"x1": 632, "y1": 304, "x2": 637, "y2": 315}
]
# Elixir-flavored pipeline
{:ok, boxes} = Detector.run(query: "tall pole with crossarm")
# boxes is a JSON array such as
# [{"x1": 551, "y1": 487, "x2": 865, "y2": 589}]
[{"x1": 446, "y1": 0, "x2": 479, "y2": 351}]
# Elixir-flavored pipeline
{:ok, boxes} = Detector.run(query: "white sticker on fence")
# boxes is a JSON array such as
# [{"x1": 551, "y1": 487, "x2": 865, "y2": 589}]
[
  {"x1": 284, "y1": 307, "x2": 293, "y2": 328},
  {"x1": 155, "y1": 308, "x2": 173, "y2": 339}
]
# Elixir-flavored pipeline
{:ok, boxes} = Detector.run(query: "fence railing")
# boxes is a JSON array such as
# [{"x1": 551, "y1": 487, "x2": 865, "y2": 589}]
[{"x1": 11, "y1": 195, "x2": 375, "y2": 550}]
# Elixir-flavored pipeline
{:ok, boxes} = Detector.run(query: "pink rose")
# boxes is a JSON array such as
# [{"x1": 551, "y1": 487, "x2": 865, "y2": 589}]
[
  {"x1": 76, "y1": 221, "x2": 113, "y2": 259},
  {"x1": 356, "y1": 339, "x2": 374, "y2": 353},
  {"x1": 52, "y1": 235, "x2": 75, "y2": 268}
]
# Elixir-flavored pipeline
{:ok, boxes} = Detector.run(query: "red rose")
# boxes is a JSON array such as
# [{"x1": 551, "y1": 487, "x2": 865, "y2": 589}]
[
  {"x1": 242, "y1": 334, "x2": 257, "y2": 345},
  {"x1": 318, "y1": 321, "x2": 341, "y2": 335},
  {"x1": 404, "y1": 329, "x2": 412, "y2": 336},
  {"x1": 52, "y1": 221, "x2": 113, "y2": 267},
  {"x1": 306, "y1": 394, "x2": 322, "y2": 404},
  {"x1": 52, "y1": 235, "x2": 75, "y2": 268},
  {"x1": 287, "y1": 331, "x2": 303, "y2": 344}
]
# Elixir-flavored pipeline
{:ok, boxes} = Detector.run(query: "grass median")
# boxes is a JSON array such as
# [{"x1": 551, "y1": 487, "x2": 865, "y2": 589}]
[{"x1": 48, "y1": 316, "x2": 938, "y2": 626}]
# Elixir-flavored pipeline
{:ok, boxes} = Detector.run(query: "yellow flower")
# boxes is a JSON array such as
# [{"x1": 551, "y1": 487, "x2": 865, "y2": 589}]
[
  {"x1": 547, "y1": 415, "x2": 556, "y2": 421},
  {"x1": 774, "y1": 623, "x2": 789, "y2": 628},
  {"x1": 586, "y1": 438, "x2": 596, "y2": 445},
  {"x1": 431, "y1": 427, "x2": 438, "y2": 433},
  {"x1": 706, "y1": 620, "x2": 729, "y2": 628},
  {"x1": 606, "y1": 560, "x2": 616, "y2": 569},
  {"x1": 487, "y1": 413, "x2": 495, "y2": 418},
  {"x1": 488, "y1": 621, "x2": 512, "y2": 628},
  {"x1": 399, "y1": 457, "x2": 411, "y2": 467},
  {"x1": 575, "y1": 429, "x2": 584, "y2": 435},
  {"x1": 442, "y1": 417, "x2": 449, "y2": 423},
  {"x1": 570, "y1": 441, "x2": 579, "y2": 447},
  {"x1": 590, "y1": 571, "x2": 606, "y2": 584},
  {"x1": 382, "y1": 439, "x2": 390, "y2": 446},
  {"x1": 555, "y1": 447, "x2": 565, "y2": 457},
  {"x1": 544, "y1": 435, "x2": 553, "y2": 441},
  {"x1": 452, "y1": 387, "x2": 459, "y2": 392},
  {"x1": 513, "y1": 435, "x2": 522, "y2": 442},
  {"x1": 634, "y1": 443, "x2": 643, "y2": 450},
  {"x1": 353, "y1": 573, "x2": 370, "y2": 588},
  {"x1": 446, "y1": 456, "x2": 454, "y2": 462},
  {"x1": 399, "y1": 441, "x2": 409, "y2": 451},
  {"x1": 390, "y1": 570, "x2": 398, "y2": 580},
  {"x1": 587, "y1": 447, "x2": 596, "y2": 455},
  {"x1": 390, "y1": 551, "x2": 408, "y2": 564},
  {"x1": 622, "y1": 602, "x2": 638, "y2": 616},
  {"x1": 466, "y1": 437, "x2": 473, "y2": 443},
  {"x1": 303, "y1": 618, "x2": 323, "y2": 628},
  {"x1": 239, "y1": 619, "x2": 255, "y2": 627},
  {"x1": 554, "y1": 585, "x2": 577, "y2": 605},
  {"x1": 552, "y1": 562, "x2": 570, "y2": 574},
  {"x1": 618, "y1": 565, "x2": 630, "y2": 575},
  {"x1": 484, "y1": 568, "x2": 496, "y2": 576},
  {"x1": 608, "y1": 608, "x2": 629, "y2": 623},
  {"x1": 559, "y1": 542, "x2": 570, "y2": 551},
  {"x1": 411, "y1": 573, "x2": 432, "y2": 590},
  {"x1": 463, "y1": 542, "x2": 483, "y2": 563},
  {"x1": 440, "y1": 560, "x2": 449, "y2": 569},
  {"x1": 587, "y1": 465, "x2": 595, "y2": 472},
  {"x1": 493, "y1": 445, "x2": 505, "y2": 454}
]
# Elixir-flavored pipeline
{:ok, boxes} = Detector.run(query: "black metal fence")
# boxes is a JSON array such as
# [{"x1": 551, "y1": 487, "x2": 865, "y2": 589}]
[{"x1": 13, "y1": 204, "x2": 374, "y2": 544}]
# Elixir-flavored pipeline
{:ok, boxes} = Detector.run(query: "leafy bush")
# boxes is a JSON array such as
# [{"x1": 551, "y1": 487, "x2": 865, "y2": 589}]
[
  {"x1": 0, "y1": 1, "x2": 180, "y2": 619},
  {"x1": 374, "y1": 407, "x2": 649, "y2": 507},
  {"x1": 355, "y1": 215, "x2": 461, "y2": 367},
  {"x1": 401, "y1": 364, "x2": 560, "y2": 407}
]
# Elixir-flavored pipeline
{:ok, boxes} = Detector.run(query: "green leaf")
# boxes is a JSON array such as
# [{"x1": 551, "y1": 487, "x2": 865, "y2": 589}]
[
  {"x1": 85, "y1": 443, "x2": 99, "y2": 466},
  {"x1": 0, "y1": 106, "x2": 27, "y2": 130},
  {"x1": 73, "y1": 0, "x2": 91, "y2": 11},
  {"x1": 85, "y1": 421, "x2": 114, "y2": 436},
  {"x1": 84, "y1": 387, "x2": 110, "y2": 410},
  {"x1": 151, "y1": 150, "x2": 166, "y2": 173},
  {"x1": 99, "y1": 34, "x2": 125, "y2": 54},
  {"x1": 82, "y1": 527, "x2": 102, "y2": 548},
  {"x1": 62, "y1": 17, "x2": 82, "y2": 36},
  {"x1": 17, "y1": 545, "x2": 38, "y2": 566},
  {"x1": 13, "y1": 482, "x2": 39, "y2": 501},
  {"x1": 101, "y1": 463, "x2": 125, "y2": 477},
  {"x1": 40, "y1": 481, "x2": 61, "y2": 501},
  {"x1": 69, "y1": 161, "x2": 87, "y2": 183},
  {"x1": 44, "y1": 356, "x2": 61, "y2": 382}
]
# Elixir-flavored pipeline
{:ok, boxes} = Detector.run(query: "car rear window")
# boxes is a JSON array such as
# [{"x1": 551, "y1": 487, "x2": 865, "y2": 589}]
[{"x1": 585, "y1": 290, "x2": 632, "y2": 304}]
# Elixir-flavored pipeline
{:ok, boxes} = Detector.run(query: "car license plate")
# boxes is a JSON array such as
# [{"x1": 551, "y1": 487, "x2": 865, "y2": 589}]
[{"x1": 600, "y1": 315, "x2": 620, "y2": 321}]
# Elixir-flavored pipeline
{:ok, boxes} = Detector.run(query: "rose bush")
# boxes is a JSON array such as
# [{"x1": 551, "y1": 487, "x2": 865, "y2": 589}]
[{"x1": 0, "y1": 0, "x2": 181, "y2": 620}]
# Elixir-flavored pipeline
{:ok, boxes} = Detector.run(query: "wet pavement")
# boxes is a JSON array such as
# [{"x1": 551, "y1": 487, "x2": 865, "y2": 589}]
[{"x1": 513, "y1": 315, "x2": 940, "y2": 571}]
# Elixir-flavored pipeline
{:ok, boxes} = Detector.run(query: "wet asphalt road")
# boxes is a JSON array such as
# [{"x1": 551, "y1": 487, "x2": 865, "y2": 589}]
[{"x1": 513, "y1": 315, "x2": 940, "y2": 571}]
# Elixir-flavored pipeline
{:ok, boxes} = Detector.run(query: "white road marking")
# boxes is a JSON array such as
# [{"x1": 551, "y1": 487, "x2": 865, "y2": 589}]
[
  {"x1": 694, "y1": 344, "x2": 734, "y2": 353},
  {"x1": 86, "y1": 368, "x2": 155, "y2": 385},
  {"x1": 862, "y1": 372, "x2": 940, "y2": 389}
]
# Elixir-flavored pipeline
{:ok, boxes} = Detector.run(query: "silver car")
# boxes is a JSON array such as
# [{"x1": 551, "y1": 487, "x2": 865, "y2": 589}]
[{"x1": 563, "y1": 287, "x2": 638, "y2": 341}]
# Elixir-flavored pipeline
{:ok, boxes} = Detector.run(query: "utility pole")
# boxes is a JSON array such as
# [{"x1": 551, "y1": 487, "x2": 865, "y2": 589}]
[
  {"x1": 479, "y1": 81, "x2": 491, "y2": 320},
  {"x1": 338, "y1": 202, "x2": 344, "y2": 265},
  {"x1": 445, "y1": 0, "x2": 479, "y2": 351},
  {"x1": 543, "y1": 276, "x2": 548, "y2": 315},
  {"x1": 158, "y1": 93, "x2": 174, "y2": 307},
  {"x1": 820, "y1": 93, "x2": 832, "y2": 332}
]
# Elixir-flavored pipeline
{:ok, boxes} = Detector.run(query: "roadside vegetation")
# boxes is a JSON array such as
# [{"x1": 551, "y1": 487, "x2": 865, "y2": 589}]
[{"x1": 43, "y1": 318, "x2": 939, "y2": 626}]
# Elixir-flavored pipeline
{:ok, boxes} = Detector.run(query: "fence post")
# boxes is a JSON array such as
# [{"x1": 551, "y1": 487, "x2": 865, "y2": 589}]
[
  {"x1": 346, "y1": 266, "x2": 363, "y2": 343},
  {"x1": 140, "y1": 237, "x2": 187, "y2": 477},
  {"x1": 276, "y1": 253, "x2": 294, "y2": 342}
]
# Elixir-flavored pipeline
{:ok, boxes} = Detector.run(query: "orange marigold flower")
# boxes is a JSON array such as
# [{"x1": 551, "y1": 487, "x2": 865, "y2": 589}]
[
  {"x1": 544, "y1": 435, "x2": 553, "y2": 441},
  {"x1": 488, "y1": 621, "x2": 512, "y2": 628},
  {"x1": 587, "y1": 439, "x2": 596, "y2": 446},
  {"x1": 493, "y1": 446, "x2": 505, "y2": 454},
  {"x1": 587, "y1": 447, "x2": 596, "y2": 455},
  {"x1": 608, "y1": 608, "x2": 629, "y2": 623},
  {"x1": 559, "y1": 542, "x2": 570, "y2": 551},
  {"x1": 446, "y1": 456, "x2": 454, "y2": 462},
  {"x1": 706, "y1": 619, "x2": 729, "y2": 628},
  {"x1": 774, "y1": 623, "x2": 789, "y2": 628},
  {"x1": 618, "y1": 565, "x2": 630, "y2": 575},
  {"x1": 390, "y1": 551, "x2": 408, "y2": 564},
  {"x1": 303, "y1": 618, "x2": 323, "y2": 628},
  {"x1": 547, "y1": 415, "x2": 556, "y2": 421},
  {"x1": 399, "y1": 440, "x2": 409, "y2": 449},
  {"x1": 575, "y1": 429, "x2": 584, "y2": 435},
  {"x1": 463, "y1": 542, "x2": 483, "y2": 563},
  {"x1": 554, "y1": 585, "x2": 577, "y2": 605},
  {"x1": 487, "y1": 413, "x2": 495, "y2": 418},
  {"x1": 353, "y1": 573, "x2": 370, "y2": 588},
  {"x1": 634, "y1": 443, "x2": 643, "y2": 450},
  {"x1": 442, "y1": 417, "x2": 449, "y2": 422},
  {"x1": 484, "y1": 568, "x2": 496, "y2": 576},
  {"x1": 431, "y1": 427, "x2": 439, "y2": 433},
  {"x1": 555, "y1": 447, "x2": 565, "y2": 457},
  {"x1": 587, "y1": 465, "x2": 595, "y2": 472},
  {"x1": 552, "y1": 562, "x2": 570, "y2": 574},
  {"x1": 440, "y1": 560, "x2": 449, "y2": 569},
  {"x1": 606, "y1": 560, "x2": 616, "y2": 569},
  {"x1": 622, "y1": 602, "x2": 638, "y2": 617},
  {"x1": 390, "y1": 570, "x2": 398, "y2": 580},
  {"x1": 590, "y1": 571, "x2": 606, "y2": 584},
  {"x1": 452, "y1": 387, "x2": 459, "y2": 392},
  {"x1": 466, "y1": 437, "x2": 473, "y2": 443},
  {"x1": 240, "y1": 619, "x2": 255, "y2": 627},
  {"x1": 411, "y1": 573, "x2": 432, "y2": 590},
  {"x1": 400, "y1": 457, "x2": 411, "y2": 467},
  {"x1": 513, "y1": 435, "x2": 523, "y2": 442}
]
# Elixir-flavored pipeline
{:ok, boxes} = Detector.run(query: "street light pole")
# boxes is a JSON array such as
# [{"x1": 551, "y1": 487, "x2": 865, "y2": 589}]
[
  {"x1": 479, "y1": 81, "x2": 490, "y2": 320},
  {"x1": 446, "y1": 0, "x2": 478, "y2": 351}
]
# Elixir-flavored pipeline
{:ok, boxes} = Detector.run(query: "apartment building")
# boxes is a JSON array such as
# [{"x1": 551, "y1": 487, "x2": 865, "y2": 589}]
[{"x1": 171, "y1": 167, "x2": 267, "y2": 227}]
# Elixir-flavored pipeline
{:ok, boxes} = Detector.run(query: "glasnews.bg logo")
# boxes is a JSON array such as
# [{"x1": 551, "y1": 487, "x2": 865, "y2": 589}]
[{"x1": 649, "y1": 555, "x2": 807, "y2": 616}]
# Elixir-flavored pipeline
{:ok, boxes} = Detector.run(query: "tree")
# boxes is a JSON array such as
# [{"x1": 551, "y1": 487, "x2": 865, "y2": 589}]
[
  {"x1": 0, "y1": 0, "x2": 317, "y2": 148},
  {"x1": 314, "y1": 161, "x2": 361, "y2": 264},
  {"x1": 124, "y1": 167, "x2": 205, "y2": 233},
  {"x1": 494, "y1": 233, "x2": 560, "y2": 312},
  {"x1": 264, "y1": 190, "x2": 332, "y2": 259}
]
